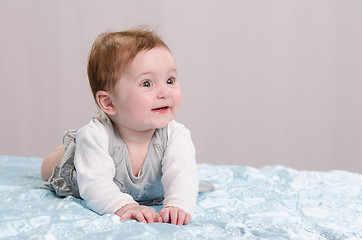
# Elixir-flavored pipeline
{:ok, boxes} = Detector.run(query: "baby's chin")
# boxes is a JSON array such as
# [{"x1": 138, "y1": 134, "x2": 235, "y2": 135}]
[
  {"x1": 153, "y1": 121, "x2": 172, "y2": 130},
  {"x1": 133, "y1": 121, "x2": 172, "y2": 132},
  {"x1": 153, "y1": 118, "x2": 176, "y2": 130}
]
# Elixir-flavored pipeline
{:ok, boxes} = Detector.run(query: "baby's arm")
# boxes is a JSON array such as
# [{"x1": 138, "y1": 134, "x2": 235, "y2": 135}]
[
  {"x1": 159, "y1": 121, "x2": 199, "y2": 225},
  {"x1": 75, "y1": 120, "x2": 156, "y2": 222}
]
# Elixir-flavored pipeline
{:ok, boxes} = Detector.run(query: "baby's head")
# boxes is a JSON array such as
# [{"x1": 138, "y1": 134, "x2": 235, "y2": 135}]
[
  {"x1": 87, "y1": 29, "x2": 181, "y2": 131},
  {"x1": 87, "y1": 29, "x2": 170, "y2": 101}
]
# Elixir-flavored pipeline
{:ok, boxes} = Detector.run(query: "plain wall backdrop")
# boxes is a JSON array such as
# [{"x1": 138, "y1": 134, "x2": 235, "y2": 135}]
[{"x1": 1, "y1": 0, "x2": 361, "y2": 173}]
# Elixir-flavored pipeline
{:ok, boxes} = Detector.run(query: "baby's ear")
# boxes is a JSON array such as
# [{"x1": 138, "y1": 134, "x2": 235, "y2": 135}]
[{"x1": 96, "y1": 90, "x2": 117, "y2": 115}]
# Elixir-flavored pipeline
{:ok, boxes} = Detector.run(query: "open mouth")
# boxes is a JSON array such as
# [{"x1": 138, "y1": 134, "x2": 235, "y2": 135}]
[{"x1": 152, "y1": 106, "x2": 170, "y2": 112}]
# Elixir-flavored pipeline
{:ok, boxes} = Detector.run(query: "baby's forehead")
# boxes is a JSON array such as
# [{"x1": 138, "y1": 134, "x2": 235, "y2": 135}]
[
  {"x1": 133, "y1": 46, "x2": 174, "y2": 60},
  {"x1": 126, "y1": 47, "x2": 176, "y2": 73}
]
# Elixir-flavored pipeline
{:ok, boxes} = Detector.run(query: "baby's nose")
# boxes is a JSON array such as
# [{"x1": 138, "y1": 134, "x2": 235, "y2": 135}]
[{"x1": 157, "y1": 86, "x2": 170, "y2": 99}]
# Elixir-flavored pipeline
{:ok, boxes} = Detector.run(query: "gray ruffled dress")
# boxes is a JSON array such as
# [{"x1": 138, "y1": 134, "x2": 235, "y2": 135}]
[{"x1": 42, "y1": 113, "x2": 214, "y2": 205}]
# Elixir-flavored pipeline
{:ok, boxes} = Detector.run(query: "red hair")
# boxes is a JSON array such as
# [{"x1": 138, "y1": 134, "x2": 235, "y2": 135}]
[{"x1": 87, "y1": 29, "x2": 170, "y2": 100}]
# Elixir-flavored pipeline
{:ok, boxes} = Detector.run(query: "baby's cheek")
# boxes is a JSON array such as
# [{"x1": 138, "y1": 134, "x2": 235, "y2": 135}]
[
  {"x1": 131, "y1": 96, "x2": 152, "y2": 114},
  {"x1": 173, "y1": 91, "x2": 182, "y2": 111}
]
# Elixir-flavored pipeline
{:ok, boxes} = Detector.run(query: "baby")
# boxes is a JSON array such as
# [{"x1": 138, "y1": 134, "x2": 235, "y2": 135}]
[{"x1": 41, "y1": 29, "x2": 202, "y2": 225}]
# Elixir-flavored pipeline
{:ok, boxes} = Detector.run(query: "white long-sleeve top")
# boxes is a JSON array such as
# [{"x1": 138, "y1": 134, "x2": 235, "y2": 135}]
[{"x1": 74, "y1": 118, "x2": 199, "y2": 217}]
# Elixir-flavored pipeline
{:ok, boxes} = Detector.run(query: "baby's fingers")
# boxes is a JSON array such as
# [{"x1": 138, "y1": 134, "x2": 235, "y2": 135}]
[
  {"x1": 184, "y1": 213, "x2": 191, "y2": 225},
  {"x1": 158, "y1": 207, "x2": 191, "y2": 225},
  {"x1": 175, "y1": 209, "x2": 186, "y2": 226},
  {"x1": 121, "y1": 211, "x2": 146, "y2": 223},
  {"x1": 170, "y1": 208, "x2": 179, "y2": 225},
  {"x1": 158, "y1": 208, "x2": 170, "y2": 223},
  {"x1": 169, "y1": 208, "x2": 188, "y2": 225},
  {"x1": 156, "y1": 214, "x2": 163, "y2": 223},
  {"x1": 120, "y1": 212, "x2": 132, "y2": 221},
  {"x1": 143, "y1": 210, "x2": 156, "y2": 223}
]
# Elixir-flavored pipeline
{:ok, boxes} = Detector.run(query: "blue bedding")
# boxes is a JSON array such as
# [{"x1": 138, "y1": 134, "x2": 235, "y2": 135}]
[{"x1": 0, "y1": 156, "x2": 361, "y2": 239}]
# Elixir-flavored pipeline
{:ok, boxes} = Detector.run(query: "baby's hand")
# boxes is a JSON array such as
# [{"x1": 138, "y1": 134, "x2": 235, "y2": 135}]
[
  {"x1": 115, "y1": 203, "x2": 157, "y2": 223},
  {"x1": 156, "y1": 207, "x2": 191, "y2": 225}
]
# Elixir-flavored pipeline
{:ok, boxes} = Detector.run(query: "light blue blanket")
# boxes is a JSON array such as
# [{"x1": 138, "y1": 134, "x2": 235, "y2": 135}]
[{"x1": 1, "y1": 156, "x2": 361, "y2": 239}]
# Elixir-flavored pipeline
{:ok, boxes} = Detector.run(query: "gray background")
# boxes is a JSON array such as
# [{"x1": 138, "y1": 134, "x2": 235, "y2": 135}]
[{"x1": 1, "y1": 0, "x2": 361, "y2": 173}]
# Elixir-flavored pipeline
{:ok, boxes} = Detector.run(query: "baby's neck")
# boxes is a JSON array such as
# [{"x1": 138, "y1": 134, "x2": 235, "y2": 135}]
[
  {"x1": 117, "y1": 126, "x2": 156, "y2": 145},
  {"x1": 116, "y1": 126, "x2": 156, "y2": 177}
]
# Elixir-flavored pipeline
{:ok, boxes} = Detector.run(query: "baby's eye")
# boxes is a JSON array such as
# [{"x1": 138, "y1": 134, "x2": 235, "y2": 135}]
[
  {"x1": 141, "y1": 81, "x2": 152, "y2": 87},
  {"x1": 167, "y1": 77, "x2": 175, "y2": 85}
]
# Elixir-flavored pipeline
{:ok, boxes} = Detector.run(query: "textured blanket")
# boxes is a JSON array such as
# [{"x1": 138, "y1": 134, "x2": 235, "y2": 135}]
[{"x1": 0, "y1": 156, "x2": 361, "y2": 239}]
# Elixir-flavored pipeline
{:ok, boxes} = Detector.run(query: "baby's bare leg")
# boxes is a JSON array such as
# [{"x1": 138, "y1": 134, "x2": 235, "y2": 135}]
[{"x1": 41, "y1": 144, "x2": 65, "y2": 181}]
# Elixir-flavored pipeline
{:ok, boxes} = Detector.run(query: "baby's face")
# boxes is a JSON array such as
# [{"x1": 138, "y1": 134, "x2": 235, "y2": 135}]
[{"x1": 109, "y1": 47, "x2": 182, "y2": 132}]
